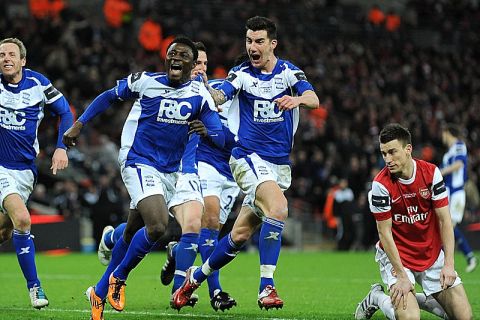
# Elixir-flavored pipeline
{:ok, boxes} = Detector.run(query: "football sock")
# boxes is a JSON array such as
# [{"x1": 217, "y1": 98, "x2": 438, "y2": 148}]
[
  {"x1": 454, "y1": 226, "x2": 474, "y2": 258},
  {"x1": 259, "y1": 217, "x2": 284, "y2": 292},
  {"x1": 375, "y1": 290, "x2": 396, "y2": 320},
  {"x1": 113, "y1": 227, "x2": 157, "y2": 281},
  {"x1": 96, "y1": 236, "x2": 129, "y2": 299},
  {"x1": 13, "y1": 230, "x2": 40, "y2": 289},
  {"x1": 194, "y1": 233, "x2": 242, "y2": 283},
  {"x1": 416, "y1": 293, "x2": 448, "y2": 318},
  {"x1": 172, "y1": 233, "x2": 199, "y2": 293},
  {"x1": 104, "y1": 223, "x2": 126, "y2": 249},
  {"x1": 198, "y1": 228, "x2": 221, "y2": 297}
]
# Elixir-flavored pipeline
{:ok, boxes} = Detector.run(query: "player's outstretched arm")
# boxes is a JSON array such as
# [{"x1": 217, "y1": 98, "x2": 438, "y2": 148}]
[
  {"x1": 275, "y1": 90, "x2": 319, "y2": 111},
  {"x1": 63, "y1": 88, "x2": 121, "y2": 147}
]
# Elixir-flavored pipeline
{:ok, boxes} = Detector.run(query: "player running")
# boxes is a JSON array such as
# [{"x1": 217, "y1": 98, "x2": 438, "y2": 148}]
[
  {"x1": 171, "y1": 16, "x2": 319, "y2": 311},
  {"x1": 63, "y1": 36, "x2": 224, "y2": 320},
  {"x1": 160, "y1": 42, "x2": 240, "y2": 312},
  {"x1": 0, "y1": 37, "x2": 73, "y2": 309}
]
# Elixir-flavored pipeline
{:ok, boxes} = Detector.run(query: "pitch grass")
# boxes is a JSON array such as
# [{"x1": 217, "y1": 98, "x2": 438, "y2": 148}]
[{"x1": 0, "y1": 251, "x2": 478, "y2": 319}]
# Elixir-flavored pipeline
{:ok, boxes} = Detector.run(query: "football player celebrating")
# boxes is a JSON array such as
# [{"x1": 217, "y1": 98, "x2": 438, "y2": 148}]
[
  {"x1": 0, "y1": 37, "x2": 73, "y2": 309},
  {"x1": 171, "y1": 16, "x2": 319, "y2": 311},
  {"x1": 63, "y1": 36, "x2": 224, "y2": 320},
  {"x1": 160, "y1": 42, "x2": 239, "y2": 312}
]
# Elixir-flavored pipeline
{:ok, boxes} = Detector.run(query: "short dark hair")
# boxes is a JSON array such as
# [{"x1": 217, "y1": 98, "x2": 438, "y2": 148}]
[
  {"x1": 167, "y1": 36, "x2": 198, "y2": 61},
  {"x1": 443, "y1": 123, "x2": 463, "y2": 138},
  {"x1": 245, "y1": 16, "x2": 277, "y2": 40},
  {"x1": 379, "y1": 123, "x2": 412, "y2": 146},
  {"x1": 194, "y1": 41, "x2": 207, "y2": 53}
]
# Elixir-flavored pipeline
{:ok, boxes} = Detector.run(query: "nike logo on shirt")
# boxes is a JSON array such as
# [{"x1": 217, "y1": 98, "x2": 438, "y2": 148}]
[{"x1": 392, "y1": 196, "x2": 401, "y2": 203}]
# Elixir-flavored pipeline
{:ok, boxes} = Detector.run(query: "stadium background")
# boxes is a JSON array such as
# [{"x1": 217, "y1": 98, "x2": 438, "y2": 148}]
[{"x1": 0, "y1": 0, "x2": 479, "y2": 253}]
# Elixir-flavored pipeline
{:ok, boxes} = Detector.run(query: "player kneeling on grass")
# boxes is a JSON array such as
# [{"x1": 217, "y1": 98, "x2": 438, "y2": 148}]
[{"x1": 354, "y1": 123, "x2": 473, "y2": 320}]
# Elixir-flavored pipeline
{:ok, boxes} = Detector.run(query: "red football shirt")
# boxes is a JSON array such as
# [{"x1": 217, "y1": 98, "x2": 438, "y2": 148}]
[{"x1": 369, "y1": 159, "x2": 449, "y2": 271}]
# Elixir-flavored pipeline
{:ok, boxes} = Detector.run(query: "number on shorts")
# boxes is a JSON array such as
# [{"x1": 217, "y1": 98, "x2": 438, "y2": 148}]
[{"x1": 224, "y1": 195, "x2": 234, "y2": 210}]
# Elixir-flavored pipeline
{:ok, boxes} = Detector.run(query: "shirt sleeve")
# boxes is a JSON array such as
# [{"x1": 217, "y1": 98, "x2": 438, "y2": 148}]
[
  {"x1": 43, "y1": 84, "x2": 64, "y2": 104},
  {"x1": 48, "y1": 96, "x2": 74, "y2": 149},
  {"x1": 78, "y1": 88, "x2": 118, "y2": 124},
  {"x1": 198, "y1": 94, "x2": 224, "y2": 148},
  {"x1": 285, "y1": 66, "x2": 315, "y2": 96},
  {"x1": 369, "y1": 180, "x2": 392, "y2": 221},
  {"x1": 216, "y1": 70, "x2": 242, "y2": 101},
  {"x1": 432, "y1": 166, "x2": 449, "y2": 208},
  {"x1": 78, "y1": 72, "x2": 144, "y2": 124},
  {"x1": 115, "y1": 72, "x2": 143, "y2": 100}
]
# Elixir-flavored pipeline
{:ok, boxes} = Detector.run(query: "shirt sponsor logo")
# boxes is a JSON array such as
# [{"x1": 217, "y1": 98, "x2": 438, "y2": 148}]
[
  {"x1": 157, "y1": 99, "x2": 192, "y2": 124},
  {"x1": 253, "y1": 100, "x2": 283, "y2": 123},
  {"x1": 393, "y1": 211, "x2": 429, "y2": 224},
  {"x1": 0, "y1": 106, "x2": 26, "y2": 130}
]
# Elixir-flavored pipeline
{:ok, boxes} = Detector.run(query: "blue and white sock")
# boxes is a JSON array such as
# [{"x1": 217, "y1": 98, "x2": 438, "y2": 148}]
[
  {"x1": 194, "y1": 233, "x2": 242, "y2": 283},
  {"x1": 113, "y1": 227, "x2": 158, "y2": 281},
  {"x1": 104, "y1": 223, "x2": 126, "y2": 250},
  {"x1": 13, "y1": 230, "x2": 40, "y2": 289},
  {"x1": 96, "y1": 236, "x2": 129, "y2": 299},
  {"x1": 258, "y1": 217, "x2": 284, "y2": 292},
  {"x1": 172, "y1": 233, "x2": 199, "y2": 292},
  {"x1": 198, "y1": 228, "x2": 221, "y2": 297},
  {"x1": 454, "y1": 226, "x2": 474, "y2": 258}
]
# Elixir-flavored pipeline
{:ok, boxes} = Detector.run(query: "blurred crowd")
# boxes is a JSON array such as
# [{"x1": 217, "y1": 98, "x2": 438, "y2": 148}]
[{"x1": 1, "y1": 0, "x2": 479, "y2": 249}]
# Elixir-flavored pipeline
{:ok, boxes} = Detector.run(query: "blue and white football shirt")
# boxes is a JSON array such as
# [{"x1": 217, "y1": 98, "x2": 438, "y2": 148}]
[
  {"x1": 442, "y1": 140, "x2": 468, "y2": 195},
  {"x1": 80, "y1": 72, "x2": 223, "y2": 174},
  {"x1": 0, "y1": 68, "x2": 72, "y2": 172},
  {"x1": 218, "y1": 59, "x2": 314, "y2": 165},
  {"x1": 196, "y1": 79, "x2": 238, "y2": 180}
]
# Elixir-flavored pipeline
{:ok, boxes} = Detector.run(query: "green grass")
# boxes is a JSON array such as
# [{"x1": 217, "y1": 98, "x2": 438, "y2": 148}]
[{"x1": 0, "y1": 251, "x2": 478, "y2": 319}]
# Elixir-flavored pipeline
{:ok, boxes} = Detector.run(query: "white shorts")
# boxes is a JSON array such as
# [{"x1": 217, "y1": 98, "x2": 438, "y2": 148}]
[
  {"x1": 198, "y1": 161, "x2": 241, "y2": 224},
  {"x1": 229, "y1": 152, "x2": 291, "y2": 218},
  {"x1": 121, "y1": 164, "x2": 177, "y2": 210},
  {"x1": 0, "y1": 166, "x2": 35, "y2": 213},
  {"x1": 168, "y1": 172, "x2": 204, "y2": 216},
  {"x1": 375, "y1": 245, "x2": 462, "y2": 296},
  {"x1": 449, "y1": 190, "x2": 465, "y2": 225}
]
